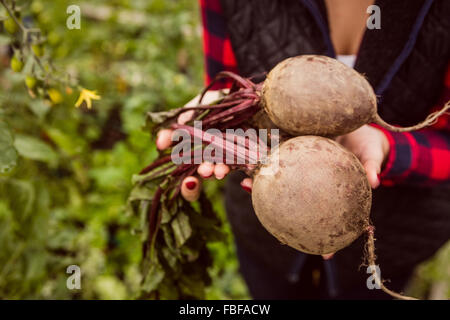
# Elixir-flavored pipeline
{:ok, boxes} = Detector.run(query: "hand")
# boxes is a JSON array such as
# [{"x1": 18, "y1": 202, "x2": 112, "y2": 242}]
[
  {"x1": 335, "y1": 124, "x2": 390, "y2": 189},
  {"x1": 212, "y1": 124, "x2": 390, "y2": 260},
  {"x1": 156, "y1": 90, "x2": 233, "y2": 202},
  {"x1": 234, "y1": 125, "x2": 391, "y2": 191},
  {"x1": 239, "y1": 125, "x2": 390, "y2": 260},
  {"x1": 320, "y1": 125, "x2": 390, "y2": 260}
]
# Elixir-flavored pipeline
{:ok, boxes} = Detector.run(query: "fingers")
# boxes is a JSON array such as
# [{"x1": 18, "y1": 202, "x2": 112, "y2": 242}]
[
  {"x1": 177, "y1": 110, "x2": 195, "y2": 125},
  {"x1": 181, "y1": 163, "x2": 231, "y2": 201},
  {"x1": 240, "y1": 178, "x2": 253, "y2": 193},
  {"x1": 197, "y1": 162, "x2": 215, "y2": 178},
  {"x1": 214, "y1": 163, "x2": 230, "y2": 180},
  {"x1": 182, "y1": 163, "x2": 231, "y2": 202},
  {"x1": 181, "y1": 176, "x2": 201, "y2": 202},
  {"x1": 183, "y1": 89, "x2": 230, "y2": 108},
  {"x1": 159, "y1": 89, "x2": 233, "y2": 153},
  {"x1": 322, "y1": 253, "x2": 335, "y2": 260},
  {"x1": 156, "y1": 110, "x2": 194, "y2": 151},
  {"x1": 156, "y1": 129, "x2": 173, "y2": 150},
  {"x1": 178, "y1": 89, "x2": 230, "y2": 123},
  {"x1": 198, "y1": 162, "x2": 231, "y2": 180},
  {"x1": 363, "y1": 159, "x2": 381, "y2": 189}
]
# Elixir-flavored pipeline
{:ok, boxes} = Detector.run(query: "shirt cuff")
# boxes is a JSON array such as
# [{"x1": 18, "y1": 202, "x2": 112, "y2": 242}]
[{"x1": 370, "y1": 123, "x2": 409, "y2": 186}]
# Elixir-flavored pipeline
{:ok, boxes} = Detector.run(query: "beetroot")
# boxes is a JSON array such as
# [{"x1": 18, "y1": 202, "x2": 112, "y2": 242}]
[
  {"x1": 261, "y1": 55, "x2": 449, "y2": 136},
  {"x1": 262, "y1": 55, "x2": 375, "y2": 136},
  {"x1": 134, "y1": 54, "x2": 443, "y2": 300},
  {"x1": 163, "y1": 55, "x2": 449, "y2": 136},
  {"x1": 251, "y1": 136, "x2": 371, "y2": 254},
  {"x1": 135, "y1": 130, "x2": 418, "y2": 299}
]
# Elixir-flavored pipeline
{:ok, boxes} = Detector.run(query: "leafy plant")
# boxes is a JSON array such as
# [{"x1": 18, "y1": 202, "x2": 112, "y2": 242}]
[{"x1": 0, "y1": 0, "x2": 445, "y2": 300}]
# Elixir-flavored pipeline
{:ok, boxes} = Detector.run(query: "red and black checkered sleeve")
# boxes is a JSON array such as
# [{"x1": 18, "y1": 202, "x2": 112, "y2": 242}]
[
  {"x1": 376, "y1": 63, "x2": 450, "y2": 187},
  {"x1": 200, "y1": 0, "x2": 449, "y2": 186},
  {"x1": 200, "y1": 0, "x2": 238, "y2": 89}
]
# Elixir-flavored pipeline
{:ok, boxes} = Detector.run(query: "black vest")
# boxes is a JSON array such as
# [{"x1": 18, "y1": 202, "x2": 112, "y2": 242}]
[
  {"x1": 220, "y1": 0, "x2": 450, "y2": 125},
  {"x1": 221, "y1": 0, "x2": 450, "y2": 289}
]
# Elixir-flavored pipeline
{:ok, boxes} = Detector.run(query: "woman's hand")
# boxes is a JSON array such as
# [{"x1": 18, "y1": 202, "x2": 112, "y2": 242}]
[
  {"x1": 228, "y1": 125, "x2": 390, "y2": 195},
  {"x1": 156, "y1": 90, "x2": 233, "y2": 202},
  {"x1": 335, "y1": 124, "x2": 390, "y2": 189},
  {"x1": 322, "y1": 125, "x2": 390, "y2": 260},
  {"x1": 158, "y1": 96, "x2": 390, "y2": 259},
  {"x1": 238, "y1": 125, "x2": 390, "y2": 260}
]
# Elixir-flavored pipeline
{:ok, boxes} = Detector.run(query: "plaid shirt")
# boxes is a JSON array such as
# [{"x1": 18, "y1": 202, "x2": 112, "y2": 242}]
[{"x1": 200, "y1": 0, "x2": 450, "y2": 186}]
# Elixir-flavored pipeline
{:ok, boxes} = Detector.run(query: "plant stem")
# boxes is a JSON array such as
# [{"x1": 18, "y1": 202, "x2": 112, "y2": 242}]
[
  {"x1": 172, "y1": 124, "x2": 259, "y2": 165},
  {"x1": 139, "y1": 155, "x2": 173, "y2": 174}
]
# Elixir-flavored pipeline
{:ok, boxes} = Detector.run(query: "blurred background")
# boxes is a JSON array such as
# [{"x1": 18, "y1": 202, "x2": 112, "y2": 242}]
[{"x1": 0, "y1": 0, "x2": 448, "y2": 299}]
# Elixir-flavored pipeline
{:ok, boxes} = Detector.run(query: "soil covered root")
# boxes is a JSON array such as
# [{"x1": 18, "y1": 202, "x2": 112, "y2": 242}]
[
  {"x1": 364, "y1": 226, "x2": 418, "y2": 300},
  {"x1": 373, "y1": 100, "x2": 450, "y2": 133},
  {"x1": 262, "y1": 55, "x2": 450, "y2": 136}
]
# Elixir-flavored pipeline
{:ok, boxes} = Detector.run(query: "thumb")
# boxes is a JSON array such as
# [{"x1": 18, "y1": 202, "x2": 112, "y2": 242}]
[
  {"x1": 156, "y1": 129, "x2": 173, "y2": 150},
  {"x1": 240, "y1": 178, "x2": 253, "y2": 193},
  {"x1": 177, "y1": 110, "x2": 195, "y2": 125},
  {"x1": 363, "y1": 159, "x2": 381, "y2": 189}
]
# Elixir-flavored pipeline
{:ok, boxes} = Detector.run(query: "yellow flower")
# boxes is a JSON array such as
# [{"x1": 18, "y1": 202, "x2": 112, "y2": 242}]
[{"x1": 75, "y1": 88, "x2": 101, "y2": 109}]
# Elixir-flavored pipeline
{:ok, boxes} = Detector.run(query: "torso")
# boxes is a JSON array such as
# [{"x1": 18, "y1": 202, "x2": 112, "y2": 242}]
[
  {"x1": 220, "y1": 0, "x2": 449, "y2": 125},
  {"x1": 325, "y1": 0, "x2": 375, "y2": 55},
  {"x1": 220, "y1": 0, "x2": 450, "y2": 278}
]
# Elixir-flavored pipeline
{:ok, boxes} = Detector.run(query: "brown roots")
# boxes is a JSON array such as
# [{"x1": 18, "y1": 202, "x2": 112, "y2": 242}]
[
  {"x1": 365, "y1": 226, "x2": 418, "y2": 300},
  {"x1": 373, "y1": 100, "x2": 450, "y2": 132}
]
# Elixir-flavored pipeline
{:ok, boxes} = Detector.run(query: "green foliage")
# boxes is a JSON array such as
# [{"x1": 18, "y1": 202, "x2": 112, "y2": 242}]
[
  {"x1": 0, "y1": 0, "x2": 446, "y2": 300},
  {"x1": 128, "y1": 161, "x2": 226, "y2": 299},
  {"x1": 0, "y1": 0, "x2": 248, "y2": 299},
  {"x1": 406, "y1": 242, "x2": 450, "y2": 299},
  {"x1": 0, "y1": 121, "x2": 18, "y2": 173}
]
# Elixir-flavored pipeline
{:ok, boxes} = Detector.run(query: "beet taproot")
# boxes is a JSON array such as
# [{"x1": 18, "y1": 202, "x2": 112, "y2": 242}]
[
  {"x1": 140, "y1": 120, "x2": 419, "y2": 299},
  {"x1": 251, "y1": 135, "x2": 371, "y2": 254},
  {"x1": 262, "y1": 55, "x2": 374, "y2": 136},
  {"x1": 163, "y1": 55, "x2": 448, "y2": 138},
  {"x1": 262, "y1": 55, "x2": 449, "y2": 136},
  {"x1": 139, "y1": 54, "x2": 438, "y2": 299}
]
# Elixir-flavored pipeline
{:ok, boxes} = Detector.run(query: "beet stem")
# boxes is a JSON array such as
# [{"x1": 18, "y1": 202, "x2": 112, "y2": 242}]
[
  {"x1": 139, "y1": 155, "x2": 173, "y2": 175},
  {"x1": 202, "y1": 100, "x2": 256, "y2": 126},
  {"x1": 148, "y1": 187, "x2": 163, "y2": 243},
  {"x1": 182, "y1": 99, "x2": 247, "y2": 111},
  {"x1": 172, "y1": 124, "x2": 259, "y2": 164}
]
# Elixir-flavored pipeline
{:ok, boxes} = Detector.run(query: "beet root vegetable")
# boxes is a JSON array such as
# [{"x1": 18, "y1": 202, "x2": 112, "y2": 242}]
[
  {"x1": 251, "y1": 135, "x2": 371, "y2": 254},
  {"x1": 137, "y1": 125, "x2": 418, "y2": 299},
  {"x1": 262, "y1": 55, "x2": 449, "y2": 136},
  {"x1": 154, "y1": 55, "x2": 449, "y2": 137},
  {"x1": 139, "y1": 53, "x2": 439, "y2": 299},
  {"x1": 250, "y1": 135, "x2": 417, "y2": 299},
  {"x1": 262, "y1": 55, "x2": 375, "y2": 136}
]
